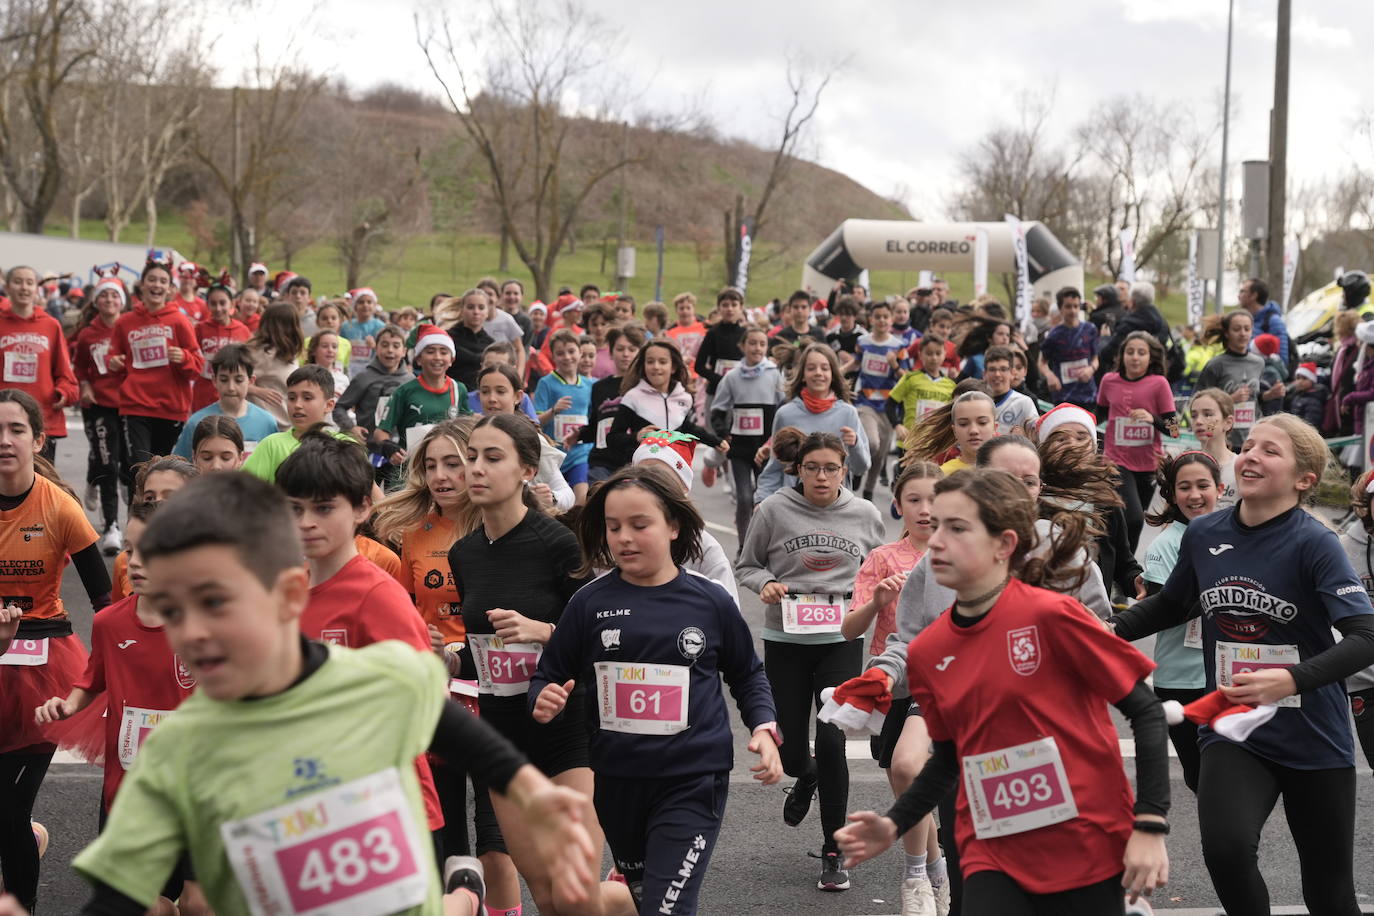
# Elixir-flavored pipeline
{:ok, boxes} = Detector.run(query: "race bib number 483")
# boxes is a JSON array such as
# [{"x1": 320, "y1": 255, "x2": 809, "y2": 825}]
[{"x1": 221, "y1": 767, "x2": 428, "y2": 916}]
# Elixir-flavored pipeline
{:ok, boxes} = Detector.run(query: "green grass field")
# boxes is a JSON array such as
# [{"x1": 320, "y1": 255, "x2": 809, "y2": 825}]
[{"x1": 45, "y1": 215, "x2": 1189, "y2": 325}]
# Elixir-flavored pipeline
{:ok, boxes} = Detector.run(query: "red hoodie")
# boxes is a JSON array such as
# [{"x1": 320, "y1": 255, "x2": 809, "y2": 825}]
[
  {"x1": 191, "y1": 318, "x2": 251, "y2": 411},
  {"x1": 0, "y1": 300, "x2": 79, "y2": 436},
  {"x1": 71, "y1": 319, "x2": 126, "y2": 408},
  {"x1": 110, "y1": 300, "x2": 204, "y2": 421}
]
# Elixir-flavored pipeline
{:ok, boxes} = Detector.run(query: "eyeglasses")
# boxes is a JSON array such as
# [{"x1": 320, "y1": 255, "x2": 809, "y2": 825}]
[{"x1": 801, "y1": 463, "x2": 844, "y2": 477}]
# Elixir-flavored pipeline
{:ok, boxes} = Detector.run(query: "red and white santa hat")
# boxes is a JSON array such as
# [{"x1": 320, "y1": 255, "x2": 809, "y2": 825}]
[
  {"x1": 348, "y1": 287, "x2": 377, "y2": 304},
  {"x1": 414, "y1": 324, "x2": 455, "y2": 356},
  {"x1": 818, "y1": 668, "x2": 893, "y2": 736},
  {"x1": 273, "y1": 271, "x2": 298, "y2": 294},
  {"x1": 1295, "y1": 362, "x2": 1318, "y2": 384},
  {"x1": 633, "y1": 429, "x2": 699, "y2": 491},
  {"x1": 1036, "y1": 403, "x2": 1098, "y2": 443},
  {"x1": 92, "y1": 275, "x2": 128, "y2": 307},
  {"x1": 248, "y1": 262, "x2": 268, "y2": 276},
  {"x1": 176, "y1": 261, "x2": 198, "y2": 278},
  {"x1": 1161, "y1": 689, "x2": 1277, "y2": 743}
]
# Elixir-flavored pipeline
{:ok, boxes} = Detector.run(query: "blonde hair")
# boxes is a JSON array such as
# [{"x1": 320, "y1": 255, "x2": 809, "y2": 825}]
[
  {"x1": 370, "y1": 419, "x2": 481, "y2": 548},
  {"x1": 903, "y1": 384, "x2": 993, "y2": 464},
  {"x1": 1253, "y1": 414, "x2": 1328, "y2": 499},
  {"x1": 430, "y1": 289, "x2": 487, "y2": 331},
  {"x1": 672, "y1": 291, "x2": 697, "y2": 309}
]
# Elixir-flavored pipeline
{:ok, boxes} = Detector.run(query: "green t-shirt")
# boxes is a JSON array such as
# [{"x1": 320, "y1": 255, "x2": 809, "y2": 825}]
[
  {"x1": 381, "y1": 376, "x2": 469, "y2": 447},
  {"x1": 74, "y1": 642, "x2": 448, "y2": 914},
  {"x1": 241, "y1": 427, "x2": 357, "y2": 482},
  {"x1": 890, "y1": 370, "x2": 956, "y2": 436}
]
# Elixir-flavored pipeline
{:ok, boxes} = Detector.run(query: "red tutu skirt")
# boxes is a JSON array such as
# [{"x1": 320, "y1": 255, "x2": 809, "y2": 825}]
[{"x1": 0, "y1": 632, "x2": 100, "y2": 755}]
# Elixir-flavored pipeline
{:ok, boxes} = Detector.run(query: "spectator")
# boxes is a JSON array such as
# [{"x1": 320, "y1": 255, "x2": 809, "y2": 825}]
[
  {"x1": 1097, "y1": 281, "x2": 1167, "y2": 382},
  {"x1": 1239, "y1": 277, "x2": 1290, "y2": 365},
  {"x1": 1324, "y1": 310, "x2": 1363, "y2": 435},
  {"x1": 1088, "y1": 283, "x2": 1124, "y2": 340},
  {"x1": 1253, "y1": 333, "x2": 1288, "y2": 417},
  {"x1": 1284, "y1": 362, "x2": 1328, "y2": 427}
]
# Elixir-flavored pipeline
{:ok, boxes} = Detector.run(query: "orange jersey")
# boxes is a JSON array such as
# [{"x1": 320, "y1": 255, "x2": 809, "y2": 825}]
[
  {"x1": 111, "y1": 551, "x2": 130, "y2": 602},
  {"x1": 0, "y1": 474, "x2": 99, "y2": 619},
  {"x1": 399, "y1": 513, "x2": 464, "y2": 645},
  {"x1": 354, "y1": 534, "x2": 402, "y2": 580}
]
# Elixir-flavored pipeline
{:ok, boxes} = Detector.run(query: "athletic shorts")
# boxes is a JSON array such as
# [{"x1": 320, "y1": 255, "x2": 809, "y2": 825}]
[
  {"x1": 478, "y1": 691, "x2": 590, "y2": 777},
  {"x1": 870, "y1": 696, "x2": 921, "y2": 767},
  {"x1": 561, "y1": 461, "x2": 589, "y2": 486}
]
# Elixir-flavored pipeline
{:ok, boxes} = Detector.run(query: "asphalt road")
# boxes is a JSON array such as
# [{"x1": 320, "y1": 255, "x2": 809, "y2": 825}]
[{"x1": 25, "y1": 424, "x2": 1374, "y2": 914}]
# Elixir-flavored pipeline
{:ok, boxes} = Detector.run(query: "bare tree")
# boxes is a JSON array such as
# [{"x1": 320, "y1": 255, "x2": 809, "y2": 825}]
[
  {"x1": 0, "y1": 0, "x2": 96, "y2": 232},
  {"x1": 418, "y1": 0, "x2": 640, "y2": 302}
]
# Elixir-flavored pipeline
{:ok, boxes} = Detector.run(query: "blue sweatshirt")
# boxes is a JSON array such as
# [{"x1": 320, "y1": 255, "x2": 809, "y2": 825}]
[{"x1": 530, "y1": 568, "x2": 776, "y2": 778}]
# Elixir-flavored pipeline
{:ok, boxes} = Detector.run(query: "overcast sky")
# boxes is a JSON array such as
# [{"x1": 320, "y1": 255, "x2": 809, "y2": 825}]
[{"x1": 244, "y1": 0, "x2": 1370, "y2": 222}]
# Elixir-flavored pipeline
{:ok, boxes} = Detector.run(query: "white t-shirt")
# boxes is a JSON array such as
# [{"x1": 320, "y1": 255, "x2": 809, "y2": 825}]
[
  {"x1": 993, "y1": 389, "x2": 1039, "y2": 435},
  {"x1": 483, "y1": 309, "x2": 524, "y2": 345}
]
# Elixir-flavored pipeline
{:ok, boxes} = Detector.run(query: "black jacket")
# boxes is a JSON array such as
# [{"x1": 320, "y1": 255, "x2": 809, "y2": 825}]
[{"x1": 1098, "y1": 304, "x2": 1167, "y2": 379}]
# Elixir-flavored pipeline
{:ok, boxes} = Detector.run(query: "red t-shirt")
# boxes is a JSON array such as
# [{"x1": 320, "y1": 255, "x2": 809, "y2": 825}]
[
  {"x1": 72, "y1": 320, "x2": 126, "y2": 408},
  {"x1": 300, "y1": 553, "x2": 444, "y2": 831},
  {"x1": 191, "y1": 318, "x2": 252, "y2": 411},
  {"x1": 0, "y1": 302, "x2": 79, "y2": 436},
  {"x1": 906, "y1": 578, "x2": 1154, "y2": 894},
  {"x1": 73, "y1": 595, "x2": 197, "y2": 811},
  {"x1": 173, "y1": 294, "x2": 208, "y2": 325},
  {"x1": 666, "y1": 321, "x2": 706, "y2": 375}
]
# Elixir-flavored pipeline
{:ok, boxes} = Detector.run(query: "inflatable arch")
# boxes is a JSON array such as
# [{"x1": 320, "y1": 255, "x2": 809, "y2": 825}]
[{"x1": 801, "y1": 219, "x2": 1085, "y2": 303}]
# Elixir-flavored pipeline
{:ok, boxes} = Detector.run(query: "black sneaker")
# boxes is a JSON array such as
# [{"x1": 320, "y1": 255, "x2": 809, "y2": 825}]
[
  {"x1": 782, "y1": 774, "x2": 817, "y2": 826},
  {"x1": 817, "y1": 850, "x2": 850, "y2": 891},
  {"x1": 444, "y1": 855, "x2": 486, "y2": 907}
]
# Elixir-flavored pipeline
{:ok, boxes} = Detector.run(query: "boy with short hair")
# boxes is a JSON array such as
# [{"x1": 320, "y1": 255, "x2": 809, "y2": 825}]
[
  {"x1": 694, "y1": 287, "x2": 748, "y2": 400},
  {"x1": 826, "y1": 296, "x2": 864, "y2": 375},
  {"x1": 70, "y1": 473, "x2": 598, "y2": 916},
  {"x1": 925, "y1": 307, "x2": 961, "y2": 375},
  {"x1": 241, "y1": 365, "x2": 351, "y2": 482},
  {"x1": 284, "y1": 275, "x2": 316, "y2": 335},
  {"x1": 852, "y1": 300, "x2": 908, "y2": 500},
  {"x1": 173, "y1": 345, "x2": 280, "y2": 459},
  {"x1": 340, "y1": 288, "x2": 386, "y2": 347},
  {"x1": 774, "y1": 290, "x2": 826, "y2": 346},
  {"x1": 534, "y1": 329, "x2": 593, "y2": 501},
  {"x1": 378, "y1": 325, "x2": 469, "y2": 467},
  {"x1": 641, "y1": 301, "x2": 669, "y2": 337},
  {"x1": 982, "y1": 345, "x2": 1039, "y2": 436},
  {"x1": 334, "y1": 324, "x2": 413, "y2": 445},
  {"x1": 887, "y1": 334, "x2": 956, "y2": 444}
]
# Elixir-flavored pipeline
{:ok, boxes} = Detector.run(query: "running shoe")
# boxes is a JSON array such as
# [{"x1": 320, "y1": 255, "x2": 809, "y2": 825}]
[
  {"x1": 31, "y1": 821, "x2": 48, "y2": 859},
  {"x1": 101, "y1": 523, "x2": 123, "y2": 556},
  {"x1": 443, "y1": 855, "x2": 485, "y2": 907},
  {"x1": 900, "y1": 875, "x2": 936, "y2": 916},
  {"x1": 84, "y1": 482, "x2": 99, "y2": 511},
  {"x1": 932, "y1": 878, "x2": 951, "y2": 916},
  {"x1": 1123, "y1": 897, "x2": 1154, "y2": 916},
  {"x1": 817, "y1": 851, "x2": 850, "y2": 891},
  {"x1": 782, "y1": 773, "x2": 817, "y2": 826}
]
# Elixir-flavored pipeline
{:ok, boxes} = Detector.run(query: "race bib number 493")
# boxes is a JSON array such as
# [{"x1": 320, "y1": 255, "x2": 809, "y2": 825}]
[{"x1": 962, "y1": 737, "x2": 1077, "y2": 840}]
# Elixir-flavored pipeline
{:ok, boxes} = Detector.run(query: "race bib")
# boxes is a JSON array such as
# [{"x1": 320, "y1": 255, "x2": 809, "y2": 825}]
[
  {"x1": 3, "y1": 350, "x2": 38, "y2": 384},
  {"x1": 962, "y1": 737, "x2": 1078, "y2": 840},
  {"x1": 131, "y1": 337, "x2": 169, "y2": 370},
  {"x1": 595, "y1": 416, "x2": 613, "y2": 450},
  {"x1": 243, "y1": 439, "x2": 259, "y2": 456},
  {"x1": 373, "y1": 396, "x2": 391, "y2": 428},
  {"x1": 118, "y1": 706, "x2": 173, "y2": 770},
  {"x1": 1112, "y1": 417, "x2": 1154, "y2": 448},
  {"x1": 468, "y1": 633, "x2": 541, "y2": 697},
  {"x1": 349, "y1": 346, "x2": 374, "y2": 378},
  {"x1": 1216, "y1": 641, "x2": 1300, "y2": 708},
  {"x1": 221, "y1": 767, "x2": 428, "y2": 916},
  {"x1": 1057, "y1": 357, "x2": 1090, "y2": 380},
  {"x1": 405, "y1": 424, "x2": 434, "y2": 451},
  {"x1": 780, "y1": 593, "x2": 846, "y2": 635},
  {"x1": 554, "y1": 413, "x2": 587, "y2": 443},
  {"x1": 731, "y1": 407, "x2": 765, "y2": 436},
  {"x1": 715, "y1": 359, "x2": 740, "y2": 376},
  {"x1": 861, "y1": 351, "x2": 893, "y2": 378},
  {"x1": 1183, "y1": 617, "x2": 1203, "y2": 650},
  {"x1": 1233, "y1": 401, "x2": 1257, "y2": 429},
  {"x1": 91, "y1": 341, "x2": 110, "y2": 375},
  {"x1": 594, "y1": 662, "x2": 690, "y2": 735},
  {"x1": 0, "y1": 637, "x2": 47, "y2": 666},
  {"x1": 916, "y1": 398, "x2": 945, "y2": 419}
]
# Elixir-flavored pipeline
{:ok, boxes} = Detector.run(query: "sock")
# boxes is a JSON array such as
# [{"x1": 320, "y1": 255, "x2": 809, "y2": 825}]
[
  {"x1": 904, "y1": 852, "x2": 927, "y2": 880},
  {"x1": 486, "y1": 906, "x2": 520, "y2": 916},
  {"x1": 927, "y1": 855, "x2": 947, "y2": 887}
]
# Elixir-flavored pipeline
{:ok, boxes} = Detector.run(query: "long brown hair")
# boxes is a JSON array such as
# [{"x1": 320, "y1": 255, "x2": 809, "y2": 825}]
[
  {"x1": 1035, "y1": 428, "x2": 1122, "y2": 540},
  {"x1": 575, "y1": 464, "x2": 704, "y2": 577},
  {"x1": 620, "y1": 338, "x2": 692, "y2": 395},
  {"x1": 250, "y1": 303, "x2": 304, "y2": 360},
  {"x1": 783, "y1": 343, "x2": 852, "y2": 403},
  {"x1": 0, "y1": 389, "x2": 74, "y2": 498},
  {"x1": 903, "y1": 381, "x2": 992, "y2": 464}
]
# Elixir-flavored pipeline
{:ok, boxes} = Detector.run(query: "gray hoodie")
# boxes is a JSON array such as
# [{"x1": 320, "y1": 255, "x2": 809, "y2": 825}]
[
  {"x1": 333, "y1": 358, "x2": 414, "y2": 433},
  {"x1": 1339, "y1": 521, "x2": 1374, "y2": 692},
  {"x1": 868, "y1": 518, "x2": 1111, "y2": 696},
  {"x1": 736, "y1": 485, "x2": 886, "y2": 642},
  {"x1": 754, "y1": 397, "x2": 872, "y2": 503}
]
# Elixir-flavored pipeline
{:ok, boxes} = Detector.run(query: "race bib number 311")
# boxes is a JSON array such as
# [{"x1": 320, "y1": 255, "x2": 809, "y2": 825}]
[
  {"x1": 962, "y1": 736, "x2": 1077, "y2": 839},
  {"x1": 468, "y1": 633, "x2": 541, "y2": 697},
  {"x1": 221, "y1": 767, "x2": 428, "y2": 916}
]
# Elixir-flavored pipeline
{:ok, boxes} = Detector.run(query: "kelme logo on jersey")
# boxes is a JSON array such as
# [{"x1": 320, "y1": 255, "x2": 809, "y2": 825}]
[
  {"x1": 1200, "y1": 584, "x2": 1297, "y2": 622},
  {"x1": 1007, "y1": 626, "x2": 1040, "y2": 676},
  {"x1": 677, "y1": 627, "x2": 705, "y2": 661}
]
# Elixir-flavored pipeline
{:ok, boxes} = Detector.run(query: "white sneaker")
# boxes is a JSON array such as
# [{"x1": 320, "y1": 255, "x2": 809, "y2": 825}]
[
  {"x1": 101, "y1": 523, "x2": 123, "y2": 556},
  {"x1": 900, "y1": 875, "x2": 936, "y2": 916},
  {"x1": 83, "y1": 482, "x2": 98, "y2": 511},
  {"x1": 1124, "y1": 896, "x2": 1154, "y2": 916},
  {"x1": 932, "y1": 878, "x2": 951, "y2": 916}
]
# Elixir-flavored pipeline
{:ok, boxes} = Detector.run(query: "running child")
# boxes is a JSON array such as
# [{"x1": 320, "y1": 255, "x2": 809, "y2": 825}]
[
  {"x1": 1195, "y1": 311, "x2": 1263, "y2": 449},
  {"x1": 70, "y1": 273, "x2": 128, "y2": 551},
  {"x1": 172, "y1": 344, "x2": 280, "y2": 459},
  {"x1": 905, "y1": 386, "x2": 995, "y2": 476},
  {"x1": 581, "y1": 325, "x2": 644, "y2": 484},
  {"x1": 307, "y1": 301, "x2": 353, "y2": 368},
  {"x1": 306, "y1": 329, "x2": 351, "y2": 401},
  {"x1": 378, "y1": 324, "x2": 469, "y2": 471},
  {"x1": 190, "y1": 283, "x2": 251, "y2": 412},
  {"x1": 1339, "y1": 468, "x2": 1374, "y2": 770},
  {"x1": 170, "y1": 262, "x2": 207, "y2": 323},
  {"x1": 187, "y1": 415, "x2": 246, "y2": 473},
  {"x1": 69, "y1": 472, "x2": 599, "y2": 916},
  {"x1": 0, "y1": 264, "x2": 79, "y2": 460},
  {"x1": 708, "y1": 325, "x2": 783, "y2": 540},
  {"x1": 980, "y1": 346, "x2": 1038, "y2": 437},
  {"x1": 852, "y1": 300, "x2": 910, "y2": 500},
  {"x1": 887, "y1": 334, "x2": 955, "y2": 452},
  {"x1": 531, "y1": 463, "x2": 782, "y2": 916},
  {"x1": 694, "y1": 287, "x2": 748, "y2": 401},
  {"x1": 478, "y1": 364, "x2": 574, "y2": 513},
  {"x1": 334, "y1": 324, "x2": 413, "y2": 449},
  {"x1": 1111, "y1": 414, "x2": 1374, "y2": 915},
  {"x1": 1187, "y1": 388, "x2": 1237, "y2": 508},
  {"x1": 535, "y1": 329, "x2": 595, "y2": 503},
  {"x1": 467, "y1": 343, "x2": 536, "y2": 419},
  {"x1": 241, "y1": 365, "x2": 353, "y2": 482}
]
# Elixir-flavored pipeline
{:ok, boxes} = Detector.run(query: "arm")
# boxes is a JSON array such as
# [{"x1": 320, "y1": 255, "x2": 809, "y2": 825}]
[
  {"x1": 842, "y1": 405, "x2": 871, "y2": 479},
  {"x1": 886, "y1": 739, "x2": 958, "y2": 836},
  {"x1": 679, "y1": 415, "x2": 721, "y2": 448},
  {"x1": 753, "y1": 455, "x2": 784, "y2": 503},
  {"x1": 866, "y1": 555, "x2": 939, "y2": 695},
  {"x1": 1113, "y1": 680, "x2": 1170, "y2": 817},
  {"x1": 883, "y1": 396, "x2": 903, "y2": 427},
  {"x1": 733, "y1": 504, "x2": 777, "y2": 596},
  {"x1": 605, "y1": 403, "x2": 642, "y2": 455},
  {"x1": 694, "y1": 332, "x2": 718, "y2": 389},
  {"x1": 1290, "y1": 615, "x2": 1374, "y2": 693},
  {"x1": 333, "y1": 375, "x2": 365, "y2": 429},
  {"x1": 73, "y1": 542, "x2": 112, "y2": 612}
]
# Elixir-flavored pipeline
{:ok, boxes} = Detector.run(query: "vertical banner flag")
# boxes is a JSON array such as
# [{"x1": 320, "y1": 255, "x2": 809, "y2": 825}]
[
  {"x1": 1003, "y1": 215, "x2": 1033, "y2": 323},
  {"x1": 733, "y1": 217, "x2": 754, "y2": 296},
  {"x1": 972, "y1": 228, "x2": 989, "y2": 297},
  {"x1": 654, "y1": 225, "x2": 665, "y2": 303},
  {"x1": 1186, "y1": 230, "x2": 1204, "y2": 329},
  {"x1": 1118, "y1": 231, "x2": 1137, "y2": 283},
  {"x1": 1282, "y1": 237, "x2": 1299, "y2": 310}
]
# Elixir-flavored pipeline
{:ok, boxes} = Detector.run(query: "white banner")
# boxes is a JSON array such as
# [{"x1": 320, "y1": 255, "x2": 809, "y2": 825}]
[
  {"x1": 1119, "y1": 231, "x2": 1137, "y2": 283},
  {"x1": 972, "y1": 228, "x2": 989, "y2": 297},
  {"x1": 918, "y1": 269, "x2": 933, "y2": 290},
  {"x1": 1003, "y1": 215, "x2": 1033, "y2": 323},
  {"x1": 1187, "y1": 231, "x2": 1204, "y2": 329},
  {"x1": 1282, "y1": 238, "x2": 1300, "y2": 310}
]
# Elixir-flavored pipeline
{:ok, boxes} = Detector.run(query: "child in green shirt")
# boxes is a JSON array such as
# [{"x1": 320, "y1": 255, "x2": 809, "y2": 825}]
[
  {"x1": 888, "y1": 334, "x2": 956, "y2": 446},
  {"x1": 379, "y1": 324, "x2": 469, "y2": 465},
  {"x1": 241, "y1": 365, "x2": 354, "y2": 483}
]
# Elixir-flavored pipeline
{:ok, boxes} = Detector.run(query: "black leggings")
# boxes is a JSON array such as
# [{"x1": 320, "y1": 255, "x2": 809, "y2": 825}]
[
  {"x1": 0, "y1": 750, "x2": 54, "y2": 911},
  {"x1": 432, "y1": 758, "x2": 506, "y2": 860},
  {"x1": 1153, "y1": 685, "x2": 1206, "y2": 794},
  {"x1": 1198, "y1": 741, "x2": 1359, "y2": 916},
  {"x1": 763, "y1": 638, "x2": 863, "y2": 850},
  {"x1": 1116, "y1": 467, "x2": 1155, "y2": 553},
  {"x1": 120, "y1": 415, "x2": 183, "y2": 501},
  {"x1": 83, "y1": 405, "x2": 122, "y2": 529},
  {"x1": 963, "y1": 870, "x2": 1124, "y2": 915}
]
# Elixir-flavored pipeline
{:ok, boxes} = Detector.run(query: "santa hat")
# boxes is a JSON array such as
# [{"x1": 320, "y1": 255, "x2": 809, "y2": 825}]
[
  {"x1": 818, "y1": 668, "x2": 893, "y2": 736},
  {"x1": 1161, "y1": 689, "x2": 1277, "y2": 743},
  {"x1": 1253, "y1": 333, "x2": 1280, "y2": 357},
  {"x1": 414, "y1": 324, "x2": 455, "y2": 356},
  {"x1": 633, "y1": 429, "x2": 698, "y2": 491},
  {"x1": 528, "y1": 301, "x2": 547, "y2": 316},
  {"x1": 555, "y1": 293, "x2": 582, "y2": 314},
  {"x1": 348, "y1": 287, "x2": 377, "y2": 304},
  {"x1": 248, "y1": 262, "x2": 268, "y2": 276},
  {"x1": 1357, "y1": 321, "x2": 1374, "y2": 346},
  {"x1": 92, "y1": 276, "x2": 128, "y2": 307},
  {"x1": 1295, "y1": 362, "x2": 1318, "y2": 384},
  {"x1": 1036, "y1": 403, "x2": 1098, "y2": 443},
  {"x1": 176, "y1": 261, "x2": 198, "y2": 278},
  {"x1": 273, "y1": 271, "x2": 298, "y2": 294}
]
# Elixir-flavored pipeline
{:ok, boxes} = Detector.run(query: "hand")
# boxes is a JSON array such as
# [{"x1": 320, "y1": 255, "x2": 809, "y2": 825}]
[
  {"x1": 0, "y1": 604, "x2": 21, "y2": 644},
  {"x1": 52, "y1": 389, "x2": 69, "y2": 408},
  {"x1": 754, "y1": 443, "x2": 771, "y2": 467},
  {"x1": 251, "y1": 386, "x2": 285, "y2": 410},
  {"x1": 1046, "y1": 372, "x2": 1062, "y2": 392},
  {"x1": 107, "y1": 354, "x2": 126, "y2": 371},
  {"x1": 840, "y1": 425, "x2": 858, "y2": 447},
  {"x1": 427, "y1": 624, "x2": 445, "y2": 655},
  {"x1": 79, "y1": 384, "x2": 96, "y2": 408},
  {"x1": 530, "y1": 482, "x2": 554, "y2": 509},
  {"x1": 715, "y1": 439, "x2": 730, "y2": 454},
  {"x1": 487, "y1": 608, "x2": 553, "y2": 644},
  {"x1": 1129, "y1": 408, "x2": 1153, "y2": 422},
  {"x1": 1222, "y1": 668, "x2": 1297, "y2": 706},
  {"x1": 1074, "y1": 366, "x2": 1095, "y2": 383},
  {"x1": 886, "y1": 351, "x2": 900, "y2": 368},
  {"x1": 834, "y1": 811, "x2": 897, "y2": 869},
  {"x1": 0, "y1": 894, "x2": 32, "y2": 916},
  {"x1": 533, "y1": 679, "x2": 575, "y2": 723},
  {"x1": 168, "y1": 346, "x2": 185, "y2": 364},
  {"x1": 1264, "y1": 382, "x2": 1286, "y2": 401},
  {"x1": 1121, "y1": 829, "x2": 1169, "y2": 904},
  {"x1": 1234, "y1": 385, "x2": 1251, "y2": 401},
  {"x1": 555, "y1": 395, "x2": 572, "y2": 412},
  {"x1": 874, "y1": 572, "x2": 907, "y2": 607},
  {"x1": 562, "y1": 428, "x2": 580, "y2": 449},
  {"x1": 365, "y1": 335, "x2": 376, "y2": 348},
  {"x1": 350, "y1": 427, "x2": 369, "y2": 443},
  {"x1": 1134, "y1": 575, "x2": 1147, "y2": 600},
  {"x1": 34, "y1": 695, "x2": 73, "y2": 725},
  {"x1": 760, "y1": 581, "x2": 788, "y2": 604},
  {"x1": 894, "y1": 424, "x2": 908, "y2": 441},
  {"x1": 748, "y1": 730, "x2": 783, "y2": 784},
  {"x1": 516, "y1": 780, "x2": 597, "y2": 905},
  {"x1": 389, "y1": 449, "x2": 407, "y2": 467}
]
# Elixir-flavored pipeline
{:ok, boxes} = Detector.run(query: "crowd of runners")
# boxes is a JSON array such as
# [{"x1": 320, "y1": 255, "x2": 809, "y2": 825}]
[{"x1": 0, "y1": 259, "x2": 1371, "y2": 915}]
